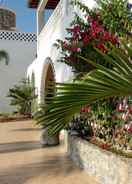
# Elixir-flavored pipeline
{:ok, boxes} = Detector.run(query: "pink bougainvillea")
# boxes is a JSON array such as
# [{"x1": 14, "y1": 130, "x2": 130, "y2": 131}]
[{"x1": 61, "y1": 16, "x2": 119, "y2": 65}]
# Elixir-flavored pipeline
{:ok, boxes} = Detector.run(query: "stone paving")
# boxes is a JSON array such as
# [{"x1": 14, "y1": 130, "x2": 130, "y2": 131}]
[{"x1": 0, "y1": 120, "x2": 99, "y2": 184}]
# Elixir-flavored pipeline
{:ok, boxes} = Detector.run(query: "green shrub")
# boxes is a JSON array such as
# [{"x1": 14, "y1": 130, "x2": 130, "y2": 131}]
[{"x1": 7, "y1": 79, "x2": 37, "y2": 116}]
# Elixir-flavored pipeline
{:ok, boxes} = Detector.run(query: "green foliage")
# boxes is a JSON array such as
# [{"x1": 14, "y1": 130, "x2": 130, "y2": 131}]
[
  {"x1": 55, "y1": 0, "x2": 127, "y2": 77},
  {"x1": 7, "y1": 79, "x2": 37, "y2": 116},
  {"x1": 35, "y1": 42, "x2": 132, "y2": 135},
  {"x1": 0, "y1": 50, "x2": 9, "y2": 65},
  {"x1": 72, "y1": 0, "x2": 132, "y2": 36},
  {"x1": 96, "y1": 0, "x2": 132, "y2": 35}
]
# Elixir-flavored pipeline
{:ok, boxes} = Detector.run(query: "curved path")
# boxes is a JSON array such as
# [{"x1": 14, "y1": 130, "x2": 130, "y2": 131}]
[{"x1": 0, "y1": 120, "x2": 99, "y2": 184}]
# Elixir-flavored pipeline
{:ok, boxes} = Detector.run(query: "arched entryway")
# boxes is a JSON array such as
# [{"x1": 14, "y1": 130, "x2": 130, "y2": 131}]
[
  {"x1": 44, "y1": 62, "x2": 55, "y2": 105},
  {"x1": 40, "y1": 58, "x2": 59, "y2": 146},
  {"x1": 40, "y1": 58, "x2": 55, "y2": 105}
]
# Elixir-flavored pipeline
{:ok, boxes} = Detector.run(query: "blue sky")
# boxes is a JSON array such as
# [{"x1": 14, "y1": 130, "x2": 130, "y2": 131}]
[
  {"x1": 2, "y1": 0, "x2": 53, "y2": 33},
  {"x1": 1, "y1": 0, "x2": 36, "y2": 33}
]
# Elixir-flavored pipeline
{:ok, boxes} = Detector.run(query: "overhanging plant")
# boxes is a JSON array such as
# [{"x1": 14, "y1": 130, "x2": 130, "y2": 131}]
[
  {"x1": 73, "y1": 0, "x2": 132, "y2": 36},
  {"x1": 55, "y1": 0, "x2": 132, "y2": 77},
  {"x1": 55, "y1": 10, "x2": 119, "y2": 77},
  {"x1": 36, "y1": 42, "x2": 132, "y2": 135}
]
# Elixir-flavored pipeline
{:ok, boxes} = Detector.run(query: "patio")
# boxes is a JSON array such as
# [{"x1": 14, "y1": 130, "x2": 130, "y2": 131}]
[{"x1": 0, "y1": 120, "x2": 99, "y2": 184}]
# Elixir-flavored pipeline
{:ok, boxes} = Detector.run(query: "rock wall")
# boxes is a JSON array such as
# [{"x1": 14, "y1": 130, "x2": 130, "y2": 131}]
[{"x1": 68, "y1": 134, "x2": 132, "y2": 184}]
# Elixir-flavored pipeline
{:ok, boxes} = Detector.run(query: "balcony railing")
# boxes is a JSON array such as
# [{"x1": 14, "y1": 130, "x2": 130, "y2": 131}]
[{"x1": 39, "y1": 0, "x2": 63, "y2": 37}]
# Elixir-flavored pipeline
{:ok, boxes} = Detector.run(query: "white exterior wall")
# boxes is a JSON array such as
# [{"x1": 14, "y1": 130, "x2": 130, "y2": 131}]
[
  {"x1": 27, "y1": 0, "x2": 96, "y2": 105},
  {"x1": 0, "y1": 31, "x2": 36, "y2": 113}
]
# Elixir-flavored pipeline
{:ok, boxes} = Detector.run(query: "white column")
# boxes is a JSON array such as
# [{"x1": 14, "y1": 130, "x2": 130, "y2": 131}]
[{"x1": 36, "y1": 0, "x2": 49, "y2": 54}]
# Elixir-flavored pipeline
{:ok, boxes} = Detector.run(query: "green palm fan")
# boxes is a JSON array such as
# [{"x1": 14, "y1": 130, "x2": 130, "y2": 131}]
[
  {"x1": 35, "y1": 42, "x2": 132, "y2": 135},
  {"x1": 8, "y1": 79, "x2": 37, "y2": 116}
]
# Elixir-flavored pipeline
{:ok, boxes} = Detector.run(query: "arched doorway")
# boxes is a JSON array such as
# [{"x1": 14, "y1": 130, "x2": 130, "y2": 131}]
[
  {"x1": 40, "y1": 58, "x2": 55, "y2": 105},
  {"x1": 40, "y1": 58, "x2": 59, "y2": 146},
  {"x1": 44, "y1": 63, "x2": 55, "y2": 105}
]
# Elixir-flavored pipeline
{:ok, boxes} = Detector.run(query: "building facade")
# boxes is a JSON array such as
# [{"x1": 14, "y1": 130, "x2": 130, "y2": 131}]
[
  {"x1": 27, "y1": 0, "x2": 96, "y2": 107},
  {"x1": 0, "y1": 7, "x2": 36, "y2": 113}
]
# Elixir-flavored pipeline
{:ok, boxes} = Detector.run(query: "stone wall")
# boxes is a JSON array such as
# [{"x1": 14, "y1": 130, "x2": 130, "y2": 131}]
[
  {"x1": 68, "y1": 134, "x2": 132, "y2": 184},
  {"x1": 0, "y1": 8, "x2": 16, "y2": 30}
]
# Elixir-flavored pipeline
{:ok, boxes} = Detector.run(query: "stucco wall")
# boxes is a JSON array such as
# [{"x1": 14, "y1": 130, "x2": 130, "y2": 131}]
[
  {"x1": 0, "y1": 31, "x2": 36, "y2": 113},
  {"x1": 68, "y1": 134, "x2": 132, "y2": 184},
  {"x1": 27, "y1": 0, "x2": 132, "y2": 104},
  {"x1": 27, "y1": 0, "x2": 96, "y2": 104}
]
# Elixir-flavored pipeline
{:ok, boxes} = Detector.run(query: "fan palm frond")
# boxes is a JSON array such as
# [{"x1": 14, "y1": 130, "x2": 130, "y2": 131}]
[
  {"x1": 35, "y1": 42, "x2": 132, "y2": 135},
  {"x1": 8, "y1": 79, "x2": 37, "y2": 116}
]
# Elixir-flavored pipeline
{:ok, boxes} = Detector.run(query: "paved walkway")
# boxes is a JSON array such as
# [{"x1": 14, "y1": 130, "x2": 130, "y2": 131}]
[{"x1": 0, "y1": 120, "x2": 99, "y2": 184}]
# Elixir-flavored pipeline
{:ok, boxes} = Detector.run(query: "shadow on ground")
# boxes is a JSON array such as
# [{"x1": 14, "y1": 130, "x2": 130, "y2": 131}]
[
  {"x1": 0, "y1": 154, "x2": 76, "y2": 184},
  {"x1": 0, "y1": 141, "x2": 41, "y2": 154},
  {"x1": 12, "y1": 128, "x2": 41, "y2": 132}
]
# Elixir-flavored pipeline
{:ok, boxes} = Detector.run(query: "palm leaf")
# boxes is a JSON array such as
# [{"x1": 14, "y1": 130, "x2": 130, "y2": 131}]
[
  {"x1": 35, "y1": 42, "x2": 132, "y2": 135},
  {"x1": 7, "y1": 79, "x2": 37, "y2": 115}
]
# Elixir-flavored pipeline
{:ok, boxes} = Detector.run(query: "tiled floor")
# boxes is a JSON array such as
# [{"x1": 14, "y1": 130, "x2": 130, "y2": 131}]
[{"x1": 0, "y1": 120, "x2": 99, "y2": 184}]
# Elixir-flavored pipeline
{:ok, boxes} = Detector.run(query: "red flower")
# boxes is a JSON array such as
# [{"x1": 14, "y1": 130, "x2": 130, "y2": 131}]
[
  {"x1": 65, "y1": 56, "x2": 76, "y2": 62},
  {"x1": 103, "y1": 32, "x2": 111, "y2": 41},
  {"x1": 91, "y1": 20, "x2": 98, "y2": 28},
  {"x1": 128, "y1": 106, "x2": 132, "y2": 113},
  {"x1": 63, "y1": 41, "x2": 69, "y2": 49},
  {"x1": 96, "y1": 43, "x2": 107, "y2": 53},
  {"x1": 83, "y1": 35, "x2": 90, "y2": 45},
  {"x1": 91, "y1": 31, "x2": 97, "y2": 38},
  {"x1": 110, "y1": 36, "x2": 119, "y2": 44},
  {"x1": 80, "y1": 106, "x2": 91, "y2": 113},
  {"x1": 71, "y1": 25, "x2": 81, "y2": 37},
  {"x1": 80, "y1": 107, "x2": 85, "y2": 113},
  {"x1": 101, "y1": 143, "x2": 110, "y2": 150},
  {"x1": 124, "y1": 123, "x2": 132, "y2": 133},
  {"x1": 71, "y1": 47, "x2": 78, "y2": 52}
]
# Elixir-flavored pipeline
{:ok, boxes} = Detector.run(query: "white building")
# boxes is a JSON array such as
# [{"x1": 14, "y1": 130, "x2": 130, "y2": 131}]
[
  {"x1": 0, "y1": 7, "x2": 36, "y2": 113},
  {"x1": 27, "y1": 0, "x2": 96, "y2": 107}
]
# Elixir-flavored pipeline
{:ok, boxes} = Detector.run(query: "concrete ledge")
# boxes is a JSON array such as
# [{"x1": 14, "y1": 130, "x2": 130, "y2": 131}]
[{"x1": 68, "y1": 134, "x2": 132, "y2": 184}]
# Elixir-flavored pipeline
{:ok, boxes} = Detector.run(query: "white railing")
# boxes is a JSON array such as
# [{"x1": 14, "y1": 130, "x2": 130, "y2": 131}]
[{"x1": 38, "y1": 0, "x2": 64, "y2": 37}]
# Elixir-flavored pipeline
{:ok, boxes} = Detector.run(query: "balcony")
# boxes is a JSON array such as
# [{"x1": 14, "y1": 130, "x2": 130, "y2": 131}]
[{"x1": 37, "y1": 0, "x2": 72, "y2": 54}]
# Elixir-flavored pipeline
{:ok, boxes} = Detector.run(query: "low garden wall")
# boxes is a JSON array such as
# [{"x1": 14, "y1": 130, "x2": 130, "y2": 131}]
[{"x1": 68, "y1": 134, "x2": 132, "y2": 184}]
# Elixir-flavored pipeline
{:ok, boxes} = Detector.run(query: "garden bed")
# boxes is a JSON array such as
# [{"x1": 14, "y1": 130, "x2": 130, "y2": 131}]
[
  {"x1": 68, "y1": 133, "x2": 132, "y2": 184},
  {"x1": 0, "y1": 114, "x2": 31, "y2": 123}
]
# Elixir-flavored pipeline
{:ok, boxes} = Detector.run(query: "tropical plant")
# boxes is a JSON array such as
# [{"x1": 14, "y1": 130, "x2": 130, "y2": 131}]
[
  {"x1": 7, "y1": 79, "x2": 37, "y2": 116},
  {"x1": 0, "y1": 50, "x2": 9, "y2": 65},
  {"x1": 35, "y1": 42, "x2": 132, "y2": 135},
  {"x1": 73, "y1": 0, "x2": 132, "y2": 36},
  {"x1": 96, "y1": 0, "x2": 132, "y2": 36},
  {"x1": 55, "y1": 0, "x2": 132, "y2": 77},
  {"x1": 55, "y1": 4, "x2": 119, "y2": 77}
]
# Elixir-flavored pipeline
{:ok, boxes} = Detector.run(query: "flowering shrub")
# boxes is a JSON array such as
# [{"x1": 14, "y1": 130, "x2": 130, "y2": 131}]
[
  {"x1": 74, "y1": 0, "x2": 132, "y2": 36},
  {"x1": 58, "y1": 0, "x2": 132, "y2": 155},
  {"x1": 56, "y1": 15, "x2": 118, "y2": 75},
  {"x1": 68, "y1": 96, "x2": 132, "y2": 153},
  {"x1": 69, "y1": 111, "x2": 132, "y2": 153},
  {"x1": 55, "y1": 0, "x2": 132, "y2": 76}
]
